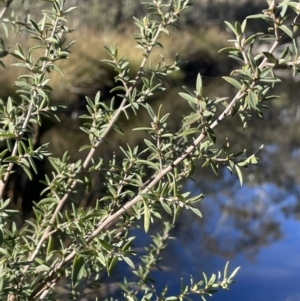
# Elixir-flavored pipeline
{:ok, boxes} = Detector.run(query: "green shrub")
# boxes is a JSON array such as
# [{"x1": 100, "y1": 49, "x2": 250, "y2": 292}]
[{"x1": 0, "y1": 0, "x2": 299, "y2": 300}]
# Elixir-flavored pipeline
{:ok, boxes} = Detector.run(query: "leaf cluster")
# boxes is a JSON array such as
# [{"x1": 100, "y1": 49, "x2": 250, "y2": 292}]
[{"x1": 1, "y1": 0, "x2": 298, "y2": 300}]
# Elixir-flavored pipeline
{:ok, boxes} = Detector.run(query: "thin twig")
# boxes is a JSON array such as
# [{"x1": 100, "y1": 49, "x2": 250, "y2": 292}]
[
  {"x1": 29, "y1": 27, "x2": 281, "y2": 297},
  {"x1": 27, "y1": 22, "x2": 167, "y2": 278},
  {"x1": 0, "y1": 16, "x2": 61, "y2": 199},
  {"x1": 28, "y1": 87, "x2": 246, "y2": 300},
  {"x1": 7, "y1": 14, "x2": 62, "y2": 301}
]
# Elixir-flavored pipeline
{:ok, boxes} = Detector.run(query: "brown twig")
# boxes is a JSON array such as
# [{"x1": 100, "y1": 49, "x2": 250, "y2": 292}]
[
  {"x1": 29, "y1": 27, "x2": 281, "y2": 297},
  {"x1": 26, "y1": 19, "x2": 172, "y2": 296}
]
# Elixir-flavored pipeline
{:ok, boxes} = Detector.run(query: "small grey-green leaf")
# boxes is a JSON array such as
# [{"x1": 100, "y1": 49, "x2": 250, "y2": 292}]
[
  {"x1": 72, "y1": 255, "x2": 85, "y2": 287},
  {"x1": 262, "y1": 52, "x2": 277, "y2": 64},
  {"x1": 143, "y1": 201, "x2": 150, "y2": 233},
  {"x1": 179, "y1": 92, "x2": 196, "y2": 104},
  {"x1": 279, "y1": 24, "x2": 293, "y2": 38},
  {"x1": 235, "y1": 164, "x2": 243, "y2": 186},
  {"x1": 123, "y1": 256, "x2": 135, "y2": 269},
  {"x1": 196, "y1": 73, "x2": 203, "y2": 95},
  {"x1": 248, "y1": 90, "x2": 257, "y2": 109},
  {"x1": 224, "y1": 21, "x2": 237, "y2": 35},
  {"x1": 228, "y1": 266, "x2": 241, "y2": 280},
  {"x1": 189, "y1": 206, "x2": 202, "y2": 218},
  {"x1": 99, "y1": 239, "x2": 113, "y2": 252},
  {"x1": 107, "y1": 255, "x2": 118, "y2": 276},
  {"x1": 222, "y1": 76, "x2": 242, "y2": 89},
  {"x1": 224, "y1": 261, "x2": 229, "y2": 279}
]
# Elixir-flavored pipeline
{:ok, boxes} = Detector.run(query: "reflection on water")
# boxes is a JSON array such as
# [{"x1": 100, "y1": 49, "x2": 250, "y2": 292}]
[
  {"x1": 151, "y1": 175, "x2": 300, "y2": 301},
  {"x1": 211, "y1": 218, "x2": 300, "y2": 301}
]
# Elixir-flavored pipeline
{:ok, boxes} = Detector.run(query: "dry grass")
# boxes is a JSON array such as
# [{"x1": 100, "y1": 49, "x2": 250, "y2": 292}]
[
  {"x1": 0, "y1": 23, "x2": 229, "y2": 162},
  {"x1": 0, "y1": 25, "x2": 228, "y2": 103}
]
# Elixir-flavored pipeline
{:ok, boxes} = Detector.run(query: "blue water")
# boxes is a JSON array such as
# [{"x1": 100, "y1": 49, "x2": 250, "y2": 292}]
[
  {"x1": 211, "y1": 218, "x2": 300, "y2": 301},
  {"x1": 111, "y1": 171, "x2": 300, "y2": 301},
  {"x1": 146, "y1": 179, "x2": 300, "y2": 301}
]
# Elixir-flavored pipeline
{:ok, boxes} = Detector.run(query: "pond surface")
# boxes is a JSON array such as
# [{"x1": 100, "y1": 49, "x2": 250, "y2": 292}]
[{"x1": 149, "y1": 177, "x2": 300, "y2": 301}]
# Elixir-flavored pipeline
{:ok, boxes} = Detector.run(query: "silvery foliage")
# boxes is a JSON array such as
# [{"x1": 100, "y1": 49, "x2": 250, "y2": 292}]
[{"x1": 0, "y1": 0, "x2": 299, "y2": 300}]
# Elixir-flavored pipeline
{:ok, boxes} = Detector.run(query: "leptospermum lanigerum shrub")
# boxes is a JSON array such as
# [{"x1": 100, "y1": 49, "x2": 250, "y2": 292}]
[{"x1": 0, "y1": 0, "x2": 299, "y2": 300}]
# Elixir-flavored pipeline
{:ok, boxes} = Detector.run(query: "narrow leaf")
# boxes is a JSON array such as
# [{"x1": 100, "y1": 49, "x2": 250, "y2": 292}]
[
  {"x1": 72, "y1": 255, "x2": 85, "y2": 287},
  {"x1": 143, "y1": 200, "x2": 150, "y2": 233},
  {"x1": 222, "y1": 76, "x2": 242, "y2": 89},
  {"x1": 196, "y1": 73, "x2": 203, "y2": 95},
  {"x1": 235, "y1": 164, "x2": 243, "y2": 186}
]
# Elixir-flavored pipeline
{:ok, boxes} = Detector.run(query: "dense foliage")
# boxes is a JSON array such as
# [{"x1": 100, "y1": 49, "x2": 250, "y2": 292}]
[{"x1": 0, "y1": 0, "x2": 299, "y2": 300}]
